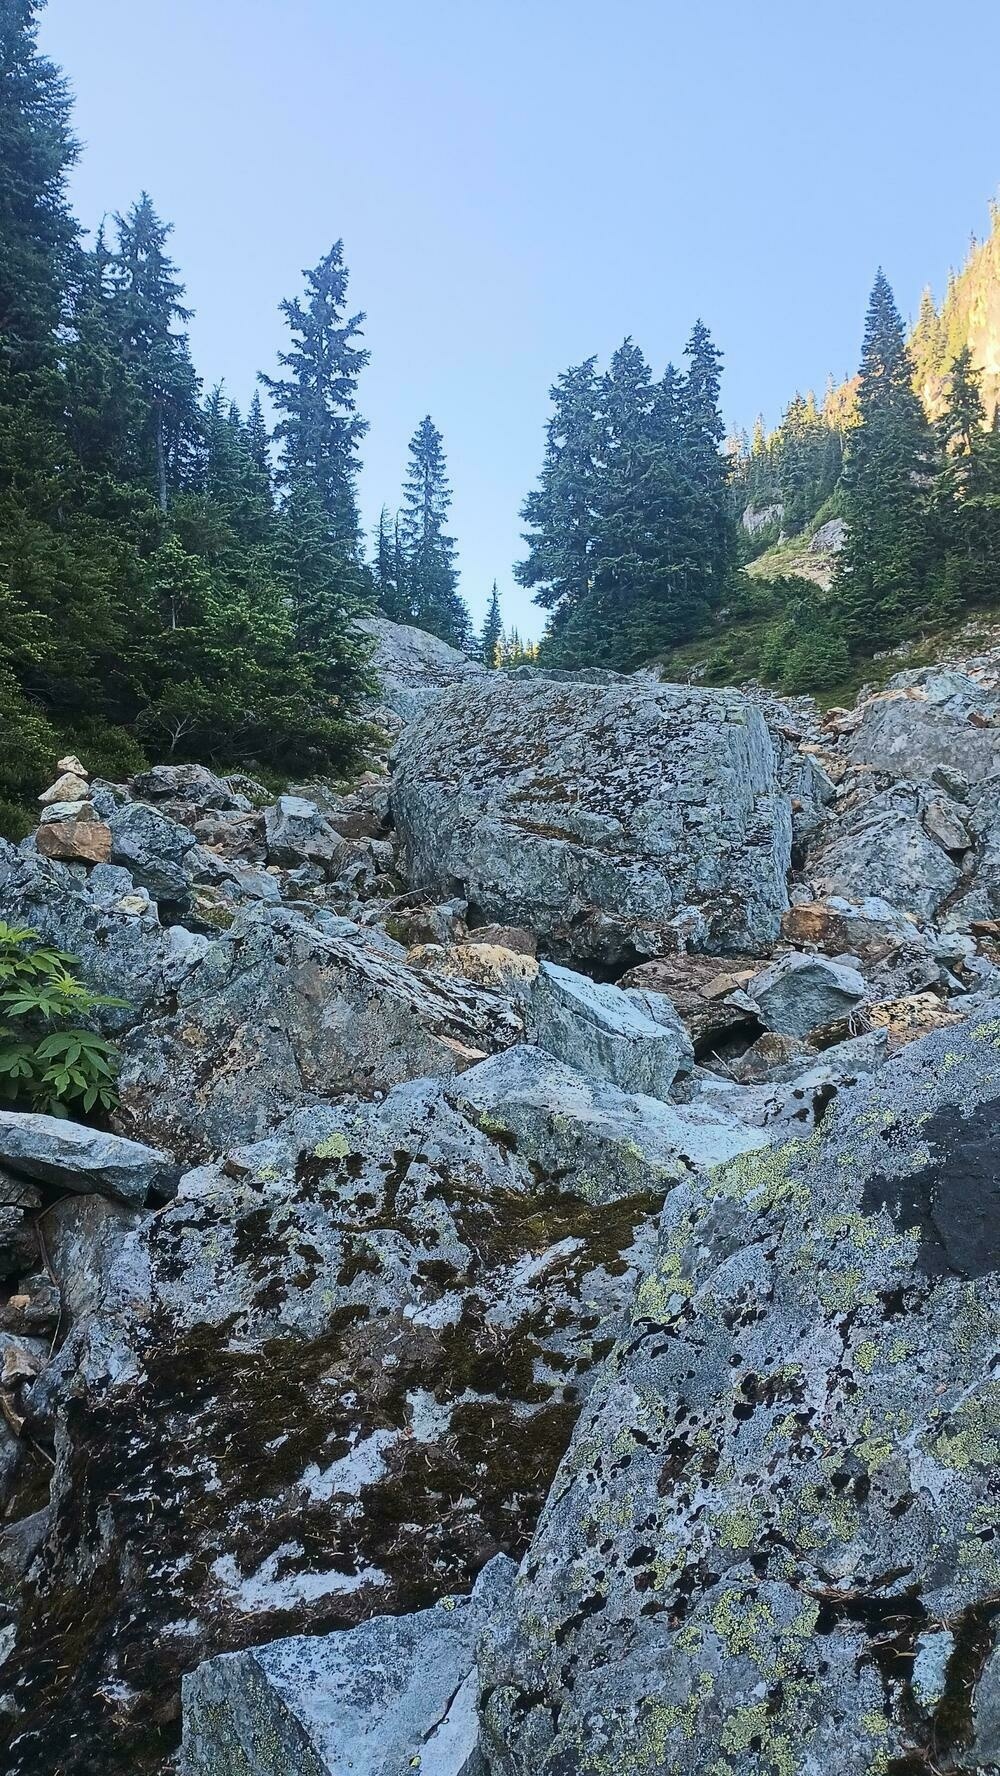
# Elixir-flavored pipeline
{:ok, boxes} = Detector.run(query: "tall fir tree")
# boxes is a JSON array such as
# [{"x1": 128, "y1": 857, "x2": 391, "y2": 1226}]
[
  {"x1": 110, "y1": 193, "x2": 201, "y2": 509},
  {"x1": 480, "y1": 581, "x2": 502, "y2": 665},
  {"x1": 399, "y1": 415, "x2": 471, "y2": 647},
  {"x1": 516, "y1": 357, "x2": 599, "y2": 626},
  {"x1": 834, "y1": 270, "x2": 932, "y2": 646},
  {"x1": 260, "y1": 241, "x2": 369, "y2": 553}
]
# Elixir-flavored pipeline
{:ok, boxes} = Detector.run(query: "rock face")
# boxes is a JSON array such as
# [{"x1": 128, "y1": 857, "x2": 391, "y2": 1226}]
[
  {"x1": 850, "y1": 668, "x2": 1000, "y2": 782},
  {"x1": 393, "y1": 677, "x2": 792, "y2": 963},
  {"x1": 5, "y1": 1081, "x2": 666, "y2": 1774},
  {"x1": 181, "y1": 1555, "x2": 515, "y2": 1776},
  {"x1": 357, "y1": 615, "x2": 486, "y2": 728},
  {"x1": 115, "y1": 905, "x2": 522, "y2": 1160},
  {"x1": 478, "y1": 1008, "x2": 1000, "y2": 1775}
]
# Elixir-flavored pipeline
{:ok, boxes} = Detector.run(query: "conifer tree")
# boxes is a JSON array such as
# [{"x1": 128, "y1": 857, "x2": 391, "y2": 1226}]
[
  {"x1": 399, "y1": 415, "x2": 471, "y2": 646},
  {"x1": 110, "y1": 193, "x2": 200, "y2": 509},
  {"x1": 516, "y1": 358, "x2": 599, "y2": 624},
  {"x1": 834, "y1": 271, "x2": 932, "y2": 646},
  {"x1": 261, "y1": 242, "x2": 369, "y2": 552},
  {"x1": 480, "y1": 582, "x2": 502, "y2": 665},
  {"x1": 244, "y1": 390, "x2": 271, "y2": 480}
]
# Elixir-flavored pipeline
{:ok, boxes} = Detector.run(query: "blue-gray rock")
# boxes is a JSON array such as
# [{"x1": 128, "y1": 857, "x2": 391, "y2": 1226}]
[
  {"x1": 114, "y1": 905, "x2": 523, "y2": 1160},
  {"x1": 357, "y1": 614, "x2": 486, "y2": 728},
  {"x1": 850, "y1": 668, "x2": 1000, "y2": 781},
  {"x1": 0, "y1": 839, "x2": 208, "y2": 1030},
  {"x1": 263, "y1": 795, "x2": 348, "y2": 876},
  {"x1": 131, "y1": 763, "x2": 248, "y2": 811},
  {"x1": 453, "y1": 1044, "x2": 768, "y2": 1201},
  {"x1": 810, "y1": 797, "x2": 961, "y2": 920},
  {"x1": 747, "y1": 949, "x2": 867, "y2": 1036},
  {"x1": 392, "y1": 676, "x2": 792, "y2": 964},
  {"x1": 181, "y1": 1555, "x2": 515, "y2": 1776},
  {"x1": 478, "y1": 1005, "x2": 1000, "y2": 1775},
  {"x1": 527, "y1": 962, "x2": 693, "y2": 1099},
  {"x1": 0, "y1": 1111, "x2": 178, "y2": 1207},
  {"x1": 92, "y1": 793, "x2": 200, "y2": 904}
]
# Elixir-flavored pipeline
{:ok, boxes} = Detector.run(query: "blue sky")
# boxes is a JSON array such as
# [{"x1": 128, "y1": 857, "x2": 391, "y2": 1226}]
[{"x1": 40, "y1": 0, "x2": 1000, "y2": 638}]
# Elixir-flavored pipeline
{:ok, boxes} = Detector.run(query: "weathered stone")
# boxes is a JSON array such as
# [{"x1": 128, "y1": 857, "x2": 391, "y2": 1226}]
[
  {"x1": 55, "y1": 755, "x2": 87, "y2": 780},
  {"x1": 528, "y1": 961, "x2": 693, "y2": 1099},
  {"x1": 781, "y1": 894, "x2": 925, "y2": 962},
  {"x1": 131, "y1": 764, "x2": 244, "y2": 811},
  {"x1": 480, "y1": 1006, "x2": 1000, "y2": 1775},
  {"x1": 34, "y1": 818, "x2": 111, "y2": 866},
  {"x1": 115, "y1": 905, "x2": 522, "y2": 1160},
  {"x1": 850, "y1": 667, "x2": 1000, "y2": 781},
  {"x1": 408, "y1": 942, "x2": 539, "y2": 990},
  {"x1": 43, "y1": 1194, "x2": 145, "y2": 1324},
  {"x1": 384, "y1": 897, "x2": 469, "y2": 949},
  {"x1": 810, "y1": 802, "x2": 961, "y2": 920},
  {"x1": 181, "y1": 1555, "x2": 515, "y2": 1776},
  {"x1": 618, "y1": 953, "x2": 766, "y2": 1049},
  {"x1": 454, "y1": 1044, "x2": 768, "y2": 1197},
  {"x1": 38, "y1": 772, "x2": 89, "y2": 806},
  {"x1": 747, "y1": 950, "x2": 867, "y2": 1037},
  {"x1": 4, "y1": 1080, "x2": 663, "y2": 1773},
  {"x1": 357, "y1": 614, "x2": 486, "y2": 728},
  {"x1": 263, "y1": 795, "x2": 348, "y2": 876},
  {"x1": 923, "y1": 795, "x2": 972, "y2": 854},
  {"x1": 468, "y1": 923, "x2": 537, "y2": 956},
  {"x1": 726, "y1": 1030, "x2": 815, "y2": 1083},
  {"x1": 0, "y1": 1112, "x2": 179, "y2": 1207},
  {"x1": 98, "y1": 797, "x2": 198, "y2": 903},
  {"x1": 393, "y1": 676, "x2": 792, "y2": 963}
]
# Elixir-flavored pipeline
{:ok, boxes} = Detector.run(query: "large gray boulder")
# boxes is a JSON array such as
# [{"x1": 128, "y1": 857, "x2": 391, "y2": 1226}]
[
  {"x1": 181, "y1": 1555, "x2": 515, "y2": 1776},
  {"x1": 747, "y1": 949, "x2": 867, "y2": 1037},
  {"x1": 479, "y1": 1006, "x2": 1000, "y2": 1775},
  {"x1": 3, "y1": 1079, "x2": 668, "y2": 1772},
  {"x1": 393, "y1": 676, "x2": 792, "y2": 965},
  {"x1": 0, "y1": 1112, "x2": 177, "y2": 1208},
  {"x1": 527, "y1": 962, "x2": 693, "y2": 1100},
  {"x1": 92, "y1": 791, "x2": 199, "y2": 904},
  {"x1": 357, "y1": 615, "x2": 486, "y2": 728},
  {"x1": 115, "y1": 905, "x2": 522, "y2": 1160},
  {"x1": 809, "y1": 800, "x2": 962, "y2": 919},
  {"x1": 850, "y1": 668, "x2": 1000, "y2": 782}
]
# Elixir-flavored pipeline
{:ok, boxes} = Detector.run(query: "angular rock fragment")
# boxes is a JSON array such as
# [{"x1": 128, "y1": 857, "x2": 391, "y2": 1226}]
[
  {"x1": 528, "y1": 961, "x2": 693, "y2": 1099},
  {"x1": 115, "y1": 905, "x2": 522, "y2": 1159},
  {"x1": 747, "y1": 949, "x2": 867, "y2": 1037},
  {"x1": 0, "y1": 1111, "x2": 179, "y2": 1207},
  {"x1": 181, "y1": 1555, "x2": 515, "y2": 1776}
]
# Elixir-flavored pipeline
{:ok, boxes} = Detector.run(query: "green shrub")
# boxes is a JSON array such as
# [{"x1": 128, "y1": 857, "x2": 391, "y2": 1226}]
[{"x1": 0, "y1": 923, "x2": 123, "y2": 1118}]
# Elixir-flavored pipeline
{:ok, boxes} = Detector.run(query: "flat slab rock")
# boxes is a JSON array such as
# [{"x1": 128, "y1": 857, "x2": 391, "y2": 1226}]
[
  {"x1": 0, "y1": 1110, "x2": 178, "y2": 1207},
  {"x1": 181, "y1": 1555, "x2": 515, "y2": 1776},
  {"x1": 392, "y1": 676, "x2": 792, "y2": 964},
  {"x1": 479, "y1": 1002, "x2": 1000, "y2": 1774}
]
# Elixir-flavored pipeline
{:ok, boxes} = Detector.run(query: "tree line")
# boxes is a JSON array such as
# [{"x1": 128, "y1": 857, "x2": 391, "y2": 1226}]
[
  {"x1": 514, "y1": 326, "x2": 736, "y2": 670},
  {"x1": 0, "y1": 0, "x2": 475, "y2": 835}
]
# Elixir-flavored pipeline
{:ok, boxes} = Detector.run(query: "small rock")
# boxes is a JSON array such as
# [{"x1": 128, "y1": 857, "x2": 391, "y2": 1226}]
[
  {"x1": 922, "y1": 796, "x2": 972, "y2": 853},
  {"x1": 0, "y1": 1111, "x2": 180, "y2": 1207},
  {"x1": 263, "y1": 795, "x2": 347, "y2": 876},
  {"x1": 468, "y1": 923, "x2": 538, "y2": 956},
  {"x1": 55, "y1": 755, "x2": 87, "y2": 779},
  {"x1": 38, "y1": 771, "x2": 90, "y2": 806},
  {"x1": 528, "y1": 962, "x2": 694, "y2": 1100},
  {"x1": 748, "y1": 950, "x2": 867, "y2": 1038}
]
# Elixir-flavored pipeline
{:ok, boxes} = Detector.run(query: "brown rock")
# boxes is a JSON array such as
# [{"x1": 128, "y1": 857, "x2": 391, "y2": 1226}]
[
  {"x1": 408, "y1": 942, "x2": 539, "y2": 990},
  {"x1": 922, "y1": 797, "x2": 972, "y2": 854},
  {"x1": 35, "y1": 818, "x2": 112, "y2": 866},
  {"x1": 618, "y1": 953, "x2": 767, "y2": 1049}
]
